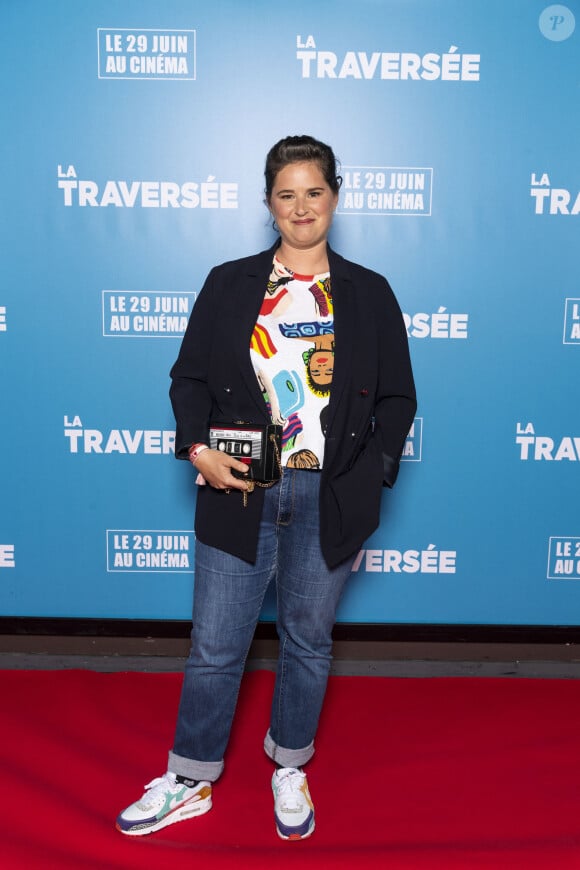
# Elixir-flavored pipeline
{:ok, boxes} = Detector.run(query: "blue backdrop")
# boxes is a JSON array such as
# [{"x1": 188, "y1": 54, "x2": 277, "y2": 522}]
[{"x1": 1, "y1": 0, "x2": 579, "y2": 624}]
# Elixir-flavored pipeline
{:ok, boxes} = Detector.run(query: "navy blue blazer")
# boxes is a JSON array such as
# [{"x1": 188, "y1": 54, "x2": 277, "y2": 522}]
[{"x1": 170, "y1": 242, "x2": 416, "y2": 567}]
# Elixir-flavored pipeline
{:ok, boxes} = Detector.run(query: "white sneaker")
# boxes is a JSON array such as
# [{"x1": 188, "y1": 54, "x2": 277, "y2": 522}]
[
  {"x1": 116, "y1": 772, "x2": 212, "y2": 836},
  {"x1": 272, "y1": 767, "x2": 315, "y2": 840}
]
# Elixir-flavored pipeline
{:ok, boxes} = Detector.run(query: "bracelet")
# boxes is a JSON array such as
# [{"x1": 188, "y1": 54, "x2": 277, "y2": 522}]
[{"x1": 188, "y1": 443, "x2": 209, "y2": 465}]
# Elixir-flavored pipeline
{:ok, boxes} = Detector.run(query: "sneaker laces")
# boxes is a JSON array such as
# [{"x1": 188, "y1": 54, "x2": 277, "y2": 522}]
[
  {"x1": 135, "y1": 773, "x2": 179, "y2": 808},
  {"x1": 145, "y1": 773, "x2": 178, "y2": 794},
  {"x1": 275, "y1": 769, "x2": 305, "y2": 811}
]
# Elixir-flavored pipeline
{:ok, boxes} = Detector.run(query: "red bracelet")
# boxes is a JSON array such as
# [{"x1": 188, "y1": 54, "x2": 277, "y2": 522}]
[{"x1": 188, "y1": 443, "x2": 209, "y2": 465}]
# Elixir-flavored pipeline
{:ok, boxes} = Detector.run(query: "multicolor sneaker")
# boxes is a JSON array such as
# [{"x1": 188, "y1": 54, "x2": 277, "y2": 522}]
[
  {"x1": 116, "y1": 772, "x2": 212, "y2": 836},
  {"x1": 272, "y1": 767, "x2": 315, "y2": 840}
]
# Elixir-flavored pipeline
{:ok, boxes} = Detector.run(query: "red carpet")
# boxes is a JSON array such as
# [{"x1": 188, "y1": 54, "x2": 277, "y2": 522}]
[{"x1": 2, "y1": 668, "x2": 580, "y2": 869}]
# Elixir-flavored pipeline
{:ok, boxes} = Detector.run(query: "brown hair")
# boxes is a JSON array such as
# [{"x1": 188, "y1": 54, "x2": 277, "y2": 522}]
[{"x1": 264, "y1": 135, "x2": 342, "y2": 202}]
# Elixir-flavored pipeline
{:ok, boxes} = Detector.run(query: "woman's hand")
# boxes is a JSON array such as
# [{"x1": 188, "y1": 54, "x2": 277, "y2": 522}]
[{"x1": 193, "y1": 448, "x2": 251, "y2": 492}]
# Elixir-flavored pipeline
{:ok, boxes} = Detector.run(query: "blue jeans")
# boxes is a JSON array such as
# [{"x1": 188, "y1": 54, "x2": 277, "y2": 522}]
[{"x1": 168, "y1": 468, "x2": 356, "y2": 782}]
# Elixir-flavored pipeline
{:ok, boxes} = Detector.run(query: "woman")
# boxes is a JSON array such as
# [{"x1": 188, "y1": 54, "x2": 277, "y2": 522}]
[{"x1": 116, "y1": 135, "x2": 416, "y2": 841}]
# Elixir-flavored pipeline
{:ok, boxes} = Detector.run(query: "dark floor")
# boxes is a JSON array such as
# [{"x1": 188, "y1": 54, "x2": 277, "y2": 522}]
[{"x1": 2, "y1": 636, "x2": 580, "y2": 677}]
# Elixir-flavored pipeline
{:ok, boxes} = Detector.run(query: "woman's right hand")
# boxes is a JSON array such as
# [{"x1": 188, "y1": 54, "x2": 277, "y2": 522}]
[{"x1": 192, "y1": 448, "x2": 251, "y2": 492}]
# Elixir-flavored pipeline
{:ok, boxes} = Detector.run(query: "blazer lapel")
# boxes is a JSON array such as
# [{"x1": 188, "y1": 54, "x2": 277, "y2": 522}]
[
  {"x1": 233, "y1": 244, "x2": 279, "y2": 419},
  {"x1": 326, "y1": 245, "x2": 354, "y2": 433}
]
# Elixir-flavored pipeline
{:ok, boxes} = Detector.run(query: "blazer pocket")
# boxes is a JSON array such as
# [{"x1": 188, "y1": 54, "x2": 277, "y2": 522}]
[{"x1": 328, "y1": 437, "x2": 384, "y2": 543}]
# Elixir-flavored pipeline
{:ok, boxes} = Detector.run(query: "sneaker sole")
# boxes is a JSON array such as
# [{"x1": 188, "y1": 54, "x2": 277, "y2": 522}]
[
  {"x1": 117, "y1": 793, "x2": 212, "y2": 836},
  {"x1": 276, "y1": 819, "x2": 315, "y2": 841}
]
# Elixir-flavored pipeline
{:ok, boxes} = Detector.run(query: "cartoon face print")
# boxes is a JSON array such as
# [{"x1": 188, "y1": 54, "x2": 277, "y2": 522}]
[
  {"x1": 303, "y1": 342, "x2": 334, "y2": 391},
  {"x1": 279, "y1": 322, "x2": 335, "y2": 397}
]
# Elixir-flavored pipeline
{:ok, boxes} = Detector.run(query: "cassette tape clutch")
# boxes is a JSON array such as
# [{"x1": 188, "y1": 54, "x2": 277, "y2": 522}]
[{"x1": 209, "y1": 422, "x2": 282, "y2": 483}]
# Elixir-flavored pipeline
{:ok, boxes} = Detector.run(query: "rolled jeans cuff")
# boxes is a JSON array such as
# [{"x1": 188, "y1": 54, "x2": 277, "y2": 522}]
[
  {"x1": 264, "y1": 730, "x2": 315, "y2": 768},
  {"x1": 168, "y1": 749, "x2": 224, "y2": 783}
]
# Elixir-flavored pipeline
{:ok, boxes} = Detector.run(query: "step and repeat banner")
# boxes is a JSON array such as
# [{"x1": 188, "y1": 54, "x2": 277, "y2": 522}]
[{"x1": 1, "y1": 0, "x2": 578, "y2": 624}]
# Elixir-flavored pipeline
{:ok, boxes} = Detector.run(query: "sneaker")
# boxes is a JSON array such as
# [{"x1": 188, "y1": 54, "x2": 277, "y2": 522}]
[
  {"x1": 116, "y1": 772, "x2": 212, "y2": 836},
  {"x1": 272, "y1": 767, "x2": 315, "y2": 840}
]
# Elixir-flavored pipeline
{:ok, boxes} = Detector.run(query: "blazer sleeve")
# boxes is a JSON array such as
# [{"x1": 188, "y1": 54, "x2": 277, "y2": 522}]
[
  {"x1": 372, "y1": 278, "x2": 417, "y2": 487},
  {"x1": 169, "y1": 267, "x2": 219, "y2": 459}
]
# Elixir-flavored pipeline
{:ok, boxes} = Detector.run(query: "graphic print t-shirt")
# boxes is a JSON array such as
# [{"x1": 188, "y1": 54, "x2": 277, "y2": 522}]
[{"x1": 249, "y1": 256, "x2": 334, "y2": 469}]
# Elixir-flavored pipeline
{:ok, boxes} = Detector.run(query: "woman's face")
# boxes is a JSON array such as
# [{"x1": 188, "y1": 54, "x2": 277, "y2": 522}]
[{"x1": 268, "y1": 161, "x2": 338, "y2": 253}]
